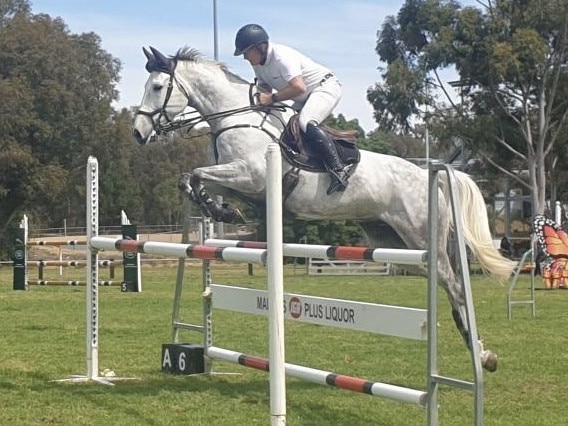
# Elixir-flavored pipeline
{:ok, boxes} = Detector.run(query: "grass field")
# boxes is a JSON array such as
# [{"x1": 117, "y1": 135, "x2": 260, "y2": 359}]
[{"x1": 0, "y1": 263, "x2": 567, "y2": 425}]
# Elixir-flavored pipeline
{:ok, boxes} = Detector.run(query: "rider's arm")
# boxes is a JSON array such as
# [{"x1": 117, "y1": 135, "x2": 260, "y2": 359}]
[
  {"x1": 257, "y1": 81, "x2": 272, "y2": 93},
  {"x1": 259, "y1": 76, "x2": 306, "y2": 105},
  {"x1": 271, "y1": 76, "x2": 306, "y2": 102}
]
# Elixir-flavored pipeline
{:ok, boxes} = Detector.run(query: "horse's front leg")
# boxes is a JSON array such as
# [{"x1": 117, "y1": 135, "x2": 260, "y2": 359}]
[
  {"x1": 178, "y1": 173, "x2": 245, "y2": 224},
  {"x1": 177, "y1": 160, "x2": 264, "y2": 224}
]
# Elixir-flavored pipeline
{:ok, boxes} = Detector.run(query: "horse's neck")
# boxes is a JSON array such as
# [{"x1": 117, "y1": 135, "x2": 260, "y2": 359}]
[
  {"x1": 178, "y1": 65, "x2": 291, "y2": 137},
  {"x1": 178, "y1": 64, "x2": 250, "y2": 116}
]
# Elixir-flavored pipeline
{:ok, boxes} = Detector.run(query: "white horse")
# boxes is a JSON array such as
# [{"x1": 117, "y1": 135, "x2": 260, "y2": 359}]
[{"x1": 133, "y1": 46, "x2": 516, "y2": 372}]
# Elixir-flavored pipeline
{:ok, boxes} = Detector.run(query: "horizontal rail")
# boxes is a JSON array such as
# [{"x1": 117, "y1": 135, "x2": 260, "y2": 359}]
[
  {"x1": 27, "y1": 240, "x2": 86, "y2": 246},
  {"x1": 172, "y1": 322, "x2": 204, "y2": 333},
  {"x1": 205, "y1": 239, "x2": 427, "y2": 265},
  {"x1": 207, "y1": 346, "x2": 428, "y2": 405},
  {"x1": 90, "y1": 237, "x2": 266, "y2": 264},
  {"x1": 28, "y1": 280, "x2": 116, "y2": 286},
  {"x1": 26, "y1": 260, "x2": 122, "y2": 267},
  {"x1": 431, "y1": 374, "x2": 475, "y2": 391}
]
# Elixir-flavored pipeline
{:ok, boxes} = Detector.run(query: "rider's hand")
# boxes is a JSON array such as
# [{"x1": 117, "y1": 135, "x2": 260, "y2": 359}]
[{"x1": 258, "y1": 92, "x2": 273, "y2": 106}]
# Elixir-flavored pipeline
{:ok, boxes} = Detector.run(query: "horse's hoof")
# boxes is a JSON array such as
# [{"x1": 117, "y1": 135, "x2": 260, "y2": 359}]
[
  {"x1": 232, "y1": 207, "x2": 246, "y2": 224},
  {"x1": 219, "y1": 205, "x2": 245, "y2": 224},
  {"x1": 177, "y1": 173, "x2": 191, "y2": 191},
  {"x1": 481, "y1": 350, "x2": 498, "y2": 372}
]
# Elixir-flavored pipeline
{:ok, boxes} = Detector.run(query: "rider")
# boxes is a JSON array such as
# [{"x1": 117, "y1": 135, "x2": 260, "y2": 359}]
[{"x1": 234, "y1": 23, "x2": 350, "y2": 195}]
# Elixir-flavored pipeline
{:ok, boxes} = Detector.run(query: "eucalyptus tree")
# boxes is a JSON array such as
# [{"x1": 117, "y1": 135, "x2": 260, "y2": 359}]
[
  {"x1": 368, "y1": 0, "x2": 568, "y2": 214},
  {"x1": 0, "y1": 0, "x2": 121, "y2": 252}
]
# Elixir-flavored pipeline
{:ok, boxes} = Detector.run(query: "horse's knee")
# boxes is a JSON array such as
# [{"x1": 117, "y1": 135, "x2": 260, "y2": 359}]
[{"x1": 189, "y1": 173, "x2": 201, "y2": 187}]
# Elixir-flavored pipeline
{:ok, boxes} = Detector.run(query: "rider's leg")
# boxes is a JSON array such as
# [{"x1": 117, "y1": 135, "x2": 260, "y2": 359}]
[
  {"x1": 305, "y1": 122, "x2": 349, "y2": 194},
  {"x1": 298, "y1": 80, "x2": 347, "y2": 195}
]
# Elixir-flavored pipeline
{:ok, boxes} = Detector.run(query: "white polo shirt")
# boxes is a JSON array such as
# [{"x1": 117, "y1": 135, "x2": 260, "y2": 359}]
[{"x1": 252, "y1": 42, "x2": 333, "y2": 104}]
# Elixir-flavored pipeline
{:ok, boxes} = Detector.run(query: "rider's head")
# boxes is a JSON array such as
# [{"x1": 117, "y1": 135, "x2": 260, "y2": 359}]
[{"x1": 234, "y1": 24, "x2": 269, "y2": 57}]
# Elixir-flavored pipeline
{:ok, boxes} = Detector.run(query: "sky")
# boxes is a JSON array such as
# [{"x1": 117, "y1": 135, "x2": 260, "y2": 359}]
[{"x1": 29, "y1": 0, "x2": 477, "y2": 133}]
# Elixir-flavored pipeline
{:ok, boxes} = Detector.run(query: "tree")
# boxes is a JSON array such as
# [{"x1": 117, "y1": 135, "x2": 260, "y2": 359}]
[
  {"x1": 368, "y1": 0, "x2": 568, "y2": 214},
  {"x1": 0, "y1": 0, "x2": 29, "y2": 27},
  {"x1": 0, "y1": 0, "x2": 122, "y2": 253}
]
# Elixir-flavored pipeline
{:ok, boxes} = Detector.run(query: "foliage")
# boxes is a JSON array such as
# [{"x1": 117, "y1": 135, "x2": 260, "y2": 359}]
[
  {"x1": 0, "y1": 0, "x2": 120, "y2": 251},
  {"x1": 0, "y1": 1, "x2": 427, "y2": 259},
  {"x1": 369, "y1": 0, "x2": 568, "y2": 214},
  {"x1": 0, "y1": 1, "x2": 216, "y2": 256}
]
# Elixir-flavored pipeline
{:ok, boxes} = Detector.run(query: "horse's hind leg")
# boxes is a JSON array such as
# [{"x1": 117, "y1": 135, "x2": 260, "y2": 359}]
[
  {"x1": 439, "y1": 253, "x2": 498, "y2": 372},
  {"x1": 177, "y1": 173, "x2": 245, "y2": 224}
]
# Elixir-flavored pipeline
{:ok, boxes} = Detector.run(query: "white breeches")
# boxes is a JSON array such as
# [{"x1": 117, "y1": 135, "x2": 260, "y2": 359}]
[{"x1": 296, "y1": 78, "x2": 342, "y2": 131}]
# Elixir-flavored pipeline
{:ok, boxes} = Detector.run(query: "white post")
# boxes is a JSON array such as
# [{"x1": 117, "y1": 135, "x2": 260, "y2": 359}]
[
  {"x1": 86, "y1": 156, "x2": 100, "y2": 380},
  {"x1": 20, "y1": 214, "x2": 28, "y2": 239},
  {"x1": 21, "y1": 214, "x2": 29, "y2": 290},
  {"x1": 266, "y1": 143, "x2": 286, "y2": 425},
  {"x1": 216, "y1": 195, "x2": 224, "y2": 238},
  {"x1": 59, "y1": 247, "x2": 63, "y2": 276},
  {"x1": 555, "y1": 201, "x2": 562, "y2": 225},
  {"x1": 54, "y1": 157, "x2": 134, "y2": 384}
]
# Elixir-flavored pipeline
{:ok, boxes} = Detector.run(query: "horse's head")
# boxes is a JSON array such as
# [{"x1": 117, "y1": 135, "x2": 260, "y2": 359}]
[{"x1": 133, "y1": 47, "x2": 190, "y2": 145}]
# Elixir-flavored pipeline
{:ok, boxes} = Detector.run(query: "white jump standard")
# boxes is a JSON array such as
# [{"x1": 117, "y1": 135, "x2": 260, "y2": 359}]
[
  {"x1": 55, "y1": 156, "x2": 135, "y2": 385},
  {"x1": 167, "y1": 146, "x2": 485, "y2": 425},
  {"x1": 73, "y1": 153, "x2": 484, "y2": 424}
]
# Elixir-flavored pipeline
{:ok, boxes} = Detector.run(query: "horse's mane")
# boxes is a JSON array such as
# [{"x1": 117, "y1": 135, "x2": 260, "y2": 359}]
[{"x1": 173, "y1": 46, "x2": 250, "y2": 85}]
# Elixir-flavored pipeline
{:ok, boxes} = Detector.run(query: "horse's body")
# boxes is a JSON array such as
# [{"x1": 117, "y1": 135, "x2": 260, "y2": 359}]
[{"x1": 133, "y1": 47, "x2": 516, "y2": 371}]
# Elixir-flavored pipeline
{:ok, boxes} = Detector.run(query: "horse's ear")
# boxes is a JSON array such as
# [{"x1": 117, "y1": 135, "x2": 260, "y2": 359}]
[
  {"x1": 149, "y1": 46, "x2": 174, "y2": 74},
  {"x1": 146, "y1": 46, "x2": 173, "y2": 73},
  {"x1": 143, "y1": 47, "x2": 153, "y2": 61},
  {"x1": 143, "y1": 47, "x2": 157, "y2": 73}
]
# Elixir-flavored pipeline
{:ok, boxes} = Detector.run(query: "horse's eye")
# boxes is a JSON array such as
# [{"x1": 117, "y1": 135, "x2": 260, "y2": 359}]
[{"x1": 152, "y1": 84, "x2": 163, "y2": 92}]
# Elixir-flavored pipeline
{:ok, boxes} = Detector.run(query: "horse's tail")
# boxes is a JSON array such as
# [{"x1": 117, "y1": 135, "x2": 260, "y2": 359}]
[{"x1": 443, "y1": 171, "x2": 517, "y2": 281}]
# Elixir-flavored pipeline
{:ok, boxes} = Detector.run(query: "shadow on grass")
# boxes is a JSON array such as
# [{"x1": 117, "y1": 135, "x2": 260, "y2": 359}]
[{"x1": 5, "y1": 369, "x2": 409, "y2": 425}]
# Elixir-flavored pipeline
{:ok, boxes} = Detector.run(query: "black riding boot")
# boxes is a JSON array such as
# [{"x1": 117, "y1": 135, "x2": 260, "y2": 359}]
[{"x1": 306, "y1": 122, "x2": 349, "y2": 195}]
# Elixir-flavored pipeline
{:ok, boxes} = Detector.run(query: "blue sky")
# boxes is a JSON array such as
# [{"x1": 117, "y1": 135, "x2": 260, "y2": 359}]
[{"x1": 29, "y1": 0, "x2": 476, "y2": 133}]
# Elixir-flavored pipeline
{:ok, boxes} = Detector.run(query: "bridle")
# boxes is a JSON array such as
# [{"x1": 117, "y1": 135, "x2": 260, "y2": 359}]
[
  {"x1": 135, "y1": 60, "x2": 293, "y2": 150},
  {"x1": 135, "y1": 63, "x2": 192, "y2": 135}
]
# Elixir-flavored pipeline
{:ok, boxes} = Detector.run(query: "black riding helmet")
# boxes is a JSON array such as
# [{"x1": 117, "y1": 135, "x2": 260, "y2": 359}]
[{"x1": 234, "y1": 24, "x2": 269, "y2": 56}]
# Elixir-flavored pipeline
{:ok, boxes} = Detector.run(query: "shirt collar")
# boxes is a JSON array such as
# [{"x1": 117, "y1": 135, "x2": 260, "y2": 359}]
[{"x1": 263, "y1": 42, "x2": 274, "y2": 66}]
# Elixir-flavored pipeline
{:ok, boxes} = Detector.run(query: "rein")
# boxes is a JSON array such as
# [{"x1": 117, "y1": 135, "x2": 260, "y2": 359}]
[
  {"x1": 136, "y1": 61, "x2": 296, "y2": 165},
  {"x1": 137, "y1": 67, "x2": 290, "y2": 139}
]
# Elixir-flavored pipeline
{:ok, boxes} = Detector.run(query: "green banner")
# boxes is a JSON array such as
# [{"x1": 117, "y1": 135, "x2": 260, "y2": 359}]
[
  {"x1": 13, "y1": 228, "x2": 28, "y2": 291},
  {"x1": 121, "y1": 224, "x2": 140, "y2": 292}
]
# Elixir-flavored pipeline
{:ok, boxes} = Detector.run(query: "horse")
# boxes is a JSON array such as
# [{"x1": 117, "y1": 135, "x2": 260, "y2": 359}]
[{"x1": 133, "y1": 46, "x2": 516, "y2": 372}]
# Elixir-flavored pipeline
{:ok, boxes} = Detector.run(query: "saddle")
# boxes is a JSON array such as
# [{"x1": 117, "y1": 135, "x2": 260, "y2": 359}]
[
  {"x1": 279, "y1": 115, "x2": 361, "y2": 173},
  {"x1": 277, "y1": 115, "x2": 361, "y2": 199}
]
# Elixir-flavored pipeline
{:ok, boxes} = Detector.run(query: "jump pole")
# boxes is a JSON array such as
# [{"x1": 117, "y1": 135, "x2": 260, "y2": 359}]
[
  {"x1": 265, "y1": 143, "x2": 286, "y2": 425},
  {"x1": 13, "y1": 218, "x2": 141, "y2": 292},
  {"x1": 84, "y1": 146, "x2": 286, "y2": 423},
  {"x1": 54, "y1": 156, "x2": 135, "y2": 385},
  {"x1": 204, "y1": 239, "x2": 427, "y2": 265},
  {"x1": 200, "y1": 163, "x2": 483, "y2": 425}
]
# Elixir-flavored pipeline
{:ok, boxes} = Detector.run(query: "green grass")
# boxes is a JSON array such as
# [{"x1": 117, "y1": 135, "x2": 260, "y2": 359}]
[{"x1": 0, "y1": 264, "x2": 566, "y2": 425}]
